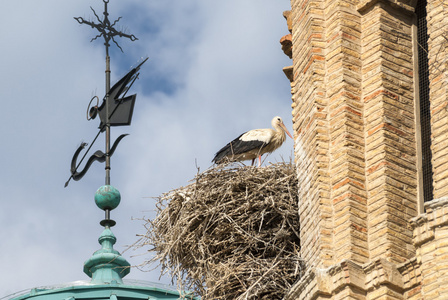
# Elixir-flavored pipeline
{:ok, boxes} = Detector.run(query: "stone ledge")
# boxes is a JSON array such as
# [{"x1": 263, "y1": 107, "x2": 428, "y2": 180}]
[
  {"x1": 283, "y1": 10, "x2": 292, "y2": 33},
  {"x1": 284, "y1": 265, "x2": 331, "y2": 300},
  {"x1": 357, "y1": 0, "x2": 415, "y2": 15},
  {"x1": 280, "y1": 34, "x2": 293, "y2": 59},
  {"x1": 283, "y1": 66, "x2": 293, "y2": 82},
  {"x1": 285, "y1": 258, "x2": 405, "y2": 299},
  {"x1": 364, "y1": 258, "x2": 404, "y2": 292},
  {"x1": 397, "y1": 257, "x2": 421, "y2": 292},
  {"x1": 423, "y1": 196, "x2": 448, "y2": 211},
  {"x1": 411, "y1": 197, "x2": 448, "y2": 247}
]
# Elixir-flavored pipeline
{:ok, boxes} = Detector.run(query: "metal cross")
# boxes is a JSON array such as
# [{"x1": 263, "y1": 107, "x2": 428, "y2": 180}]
[
  {"x1": 67, "y1": 0, "x2": 141, "y2": 187},
  {"x1": 74, "y1": 0, "x2": 138, "y2": 55}
]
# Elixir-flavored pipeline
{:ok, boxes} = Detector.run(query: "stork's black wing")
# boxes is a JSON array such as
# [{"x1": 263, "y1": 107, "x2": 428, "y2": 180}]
[{"x1": 212, "y1": 132, "x2": 266, "y2": 164}]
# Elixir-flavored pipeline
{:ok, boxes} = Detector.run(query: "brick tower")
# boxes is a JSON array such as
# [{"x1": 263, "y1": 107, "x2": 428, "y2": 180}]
[{"x1": 281, "y1": 0, "x2": 448, "y2": 299}]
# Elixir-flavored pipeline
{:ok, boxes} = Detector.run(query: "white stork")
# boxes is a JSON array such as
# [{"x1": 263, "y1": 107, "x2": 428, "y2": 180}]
[{"x1": 212, "y1": 116, "x2": 293, "y2": 167}]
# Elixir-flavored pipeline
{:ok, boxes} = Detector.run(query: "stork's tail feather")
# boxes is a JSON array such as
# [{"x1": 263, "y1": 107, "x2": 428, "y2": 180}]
[
  {"x1": 212, "y1": 151, "x2": 231, "y2": 164},
  {"x1": 212, "y1": 141, "x2": 236, "y2": 164}
]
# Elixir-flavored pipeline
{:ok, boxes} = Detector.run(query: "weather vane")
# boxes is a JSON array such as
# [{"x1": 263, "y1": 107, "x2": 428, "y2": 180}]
[{"x1": 66, "y1": 0, "x2": 148, "y2": 188}]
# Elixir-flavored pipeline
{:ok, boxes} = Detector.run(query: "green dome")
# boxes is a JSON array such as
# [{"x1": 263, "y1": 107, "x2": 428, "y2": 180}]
[
  {"x1": 8, "y1": 280, "x2": 199, "y2": 299},
  {"x1": 94, "y1": 185, "x2": 121, "y2": 211}
]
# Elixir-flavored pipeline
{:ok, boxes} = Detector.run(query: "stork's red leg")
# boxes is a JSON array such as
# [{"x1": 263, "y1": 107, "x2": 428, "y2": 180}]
[{"x1": 258, "y1": 155, "x2": 262, "y2": 167}]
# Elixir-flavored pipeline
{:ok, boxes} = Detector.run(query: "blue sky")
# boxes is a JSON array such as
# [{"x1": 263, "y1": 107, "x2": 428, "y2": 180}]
[{"x1": 0, "y1": 0, "x2": 292, "y2": 296}]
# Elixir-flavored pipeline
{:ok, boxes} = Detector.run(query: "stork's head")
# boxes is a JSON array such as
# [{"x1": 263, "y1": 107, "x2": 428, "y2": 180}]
[{"x1": 272, "y1": 116, "x2": 293, "y2": 139}]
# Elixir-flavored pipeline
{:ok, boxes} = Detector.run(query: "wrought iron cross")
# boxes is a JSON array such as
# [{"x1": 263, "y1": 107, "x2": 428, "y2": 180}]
[
  {"x1": 74, "y1": 0, "x2": 138, "y2": 56},
  {"x1": 66, "y1": 0, "x2": 146, "y2": 187}
]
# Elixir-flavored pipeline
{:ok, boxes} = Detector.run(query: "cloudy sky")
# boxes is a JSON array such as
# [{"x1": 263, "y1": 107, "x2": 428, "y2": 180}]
[{"x1": 0, "y1": 0, "x2": 293, "y2": 296}]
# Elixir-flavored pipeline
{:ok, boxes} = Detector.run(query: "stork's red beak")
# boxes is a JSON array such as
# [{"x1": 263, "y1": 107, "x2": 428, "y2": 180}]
[{"x1": 280, "y1": 123, "x2": 293, "y2": 139}]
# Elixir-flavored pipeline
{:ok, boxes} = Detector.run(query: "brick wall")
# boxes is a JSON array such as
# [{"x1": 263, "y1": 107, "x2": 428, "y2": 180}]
[
  {"x1": 290, "y1": 0, "x2": 418, "y2": 266},
  {"x1": 285, "y1": 0, "x2": 429, "y2": 298},
  {"x1": 360, "y1": 1, "x2": 417, "y2": 265},
  {"x1": 291, "y1": 0, "x2": 333, "y2": 269},
  {"x1": 325, "y1": 0, "x2": 369, "y2": 266}
]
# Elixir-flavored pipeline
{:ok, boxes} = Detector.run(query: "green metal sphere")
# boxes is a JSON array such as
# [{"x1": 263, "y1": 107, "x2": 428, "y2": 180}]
[{"x1": 95, "y1": 185, "x2": 121, "y2": 211}]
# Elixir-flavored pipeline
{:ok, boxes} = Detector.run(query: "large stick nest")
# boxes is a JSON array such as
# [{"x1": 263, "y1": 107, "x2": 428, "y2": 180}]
[{"x1": 137, "y1": 162, "x2": 303, "y2": 299}]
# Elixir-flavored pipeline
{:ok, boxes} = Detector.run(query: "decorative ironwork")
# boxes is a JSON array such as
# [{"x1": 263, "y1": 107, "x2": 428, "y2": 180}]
[
  {"x1": 69, "y1": 134, "x2": 128, "y2": 183},
  {"x1": 66, "y1": 0, "x2": 147, "y2": 187},
  {"x1": 74, "y1": 0, "x2": 138, "y2": 55}
]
